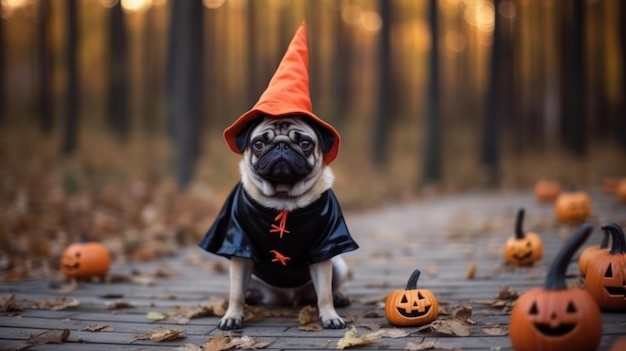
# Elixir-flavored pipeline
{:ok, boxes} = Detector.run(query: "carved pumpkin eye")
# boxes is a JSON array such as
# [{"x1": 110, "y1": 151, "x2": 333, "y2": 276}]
[
  {"x1": 529, "y1": 302, "x2": 539, "y2": 315},
  {"x1": 567, "y1": 301, "x2": 577, "y2": 313},
  {"x1": 605, "y1": 265, "x2": 613, "y2": 278}
]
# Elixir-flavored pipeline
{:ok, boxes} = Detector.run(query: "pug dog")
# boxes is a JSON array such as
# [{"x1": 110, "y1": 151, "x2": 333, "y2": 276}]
[{"x1": 199, "y1": 115, "x2": 358, "y2": 330}]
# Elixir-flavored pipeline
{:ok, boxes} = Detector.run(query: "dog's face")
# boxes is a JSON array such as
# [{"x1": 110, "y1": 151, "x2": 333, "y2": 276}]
[{"x1": 238, "y1": 115, "x2": 335, "y2": 210}]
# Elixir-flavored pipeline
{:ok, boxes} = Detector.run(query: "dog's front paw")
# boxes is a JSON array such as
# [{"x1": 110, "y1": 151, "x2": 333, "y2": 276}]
[
  {"x1": 218, "y1": 316, "x2": 243, "y2": 330},
  {"x1": 320, "y1": 316, "x2": 347, "y2": 329}
]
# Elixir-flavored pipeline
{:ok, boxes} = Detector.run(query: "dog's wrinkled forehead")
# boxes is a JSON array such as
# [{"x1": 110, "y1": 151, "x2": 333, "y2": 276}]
[{"x1": 250, "y1": 117, "x2": 317, "y2": 142}]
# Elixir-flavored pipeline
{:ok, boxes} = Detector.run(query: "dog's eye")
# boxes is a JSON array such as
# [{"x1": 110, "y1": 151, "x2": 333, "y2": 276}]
[
  {"x1": 253, "y1": 140, "x2": 265, "y2": 151},
  {"x1": 299, "y1": 140, "x2": 312, "y2": 151}
]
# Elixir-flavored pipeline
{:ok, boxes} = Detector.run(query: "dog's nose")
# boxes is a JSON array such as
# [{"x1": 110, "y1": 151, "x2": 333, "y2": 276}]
[{"x1": 274, "y1": 142, "x2": 289, "y2": 152}]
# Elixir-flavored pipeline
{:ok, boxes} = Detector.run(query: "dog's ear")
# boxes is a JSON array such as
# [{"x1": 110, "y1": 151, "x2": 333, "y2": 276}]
[
  {"x1": 233, "y1": 120, "x2": 260, "y2": 152},
  {"x1": 308, "y1": 121, "x2": 335, "y2": 154}
]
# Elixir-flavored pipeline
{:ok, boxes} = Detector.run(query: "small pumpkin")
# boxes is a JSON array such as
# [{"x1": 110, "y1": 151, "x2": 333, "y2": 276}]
[
  {"x1": 61, "y1": 241, "x2": 111, "y2": 280},
  {"x1": 533, "y1": 179, "x2": 561, "y2": 203},
  {"x1": 509, "y1": 223, "x2": 601, "y2": 351},
  {"x1": 384, "y1": 269, "x2": 439, "y2": 327},
  {"x1": 503, "y1": 208, "x2": 543, "y2": 266},
  {"x1": 585, "y1": 223, "x2": 626, "y2": 312},
  {"x1": 577, "y1": 226, "x2": 610, "y2": 277},
  {"x1": 609, "y1": 337, "x2": 626, "y2": 351},
  {"x1": 617, "y1": 178, "x2": 626, "y2": 204},
  {"x1": 554, "y1": 191, "x2": 591, "y2": 224}
]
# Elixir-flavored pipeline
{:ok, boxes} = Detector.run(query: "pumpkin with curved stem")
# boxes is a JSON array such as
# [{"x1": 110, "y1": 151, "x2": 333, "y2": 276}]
[
  {"x1": 585, "y1": 223, "x2": 626, "y2": 312},
  {"x1": 554, "y1": 191, "x2": 591, "y2": 224},
  {"x1": 534, "y1": 180, "x2": 561, "y2": 203},
  {"x1": 61, "y1": 242, "x2": 111, "y2": 280},
  {"x1": 509, "y1": 223, "x2": 601, "y2": 351},
  {"x1": 503, "y1": 209, "x2": 543, "y2": 266},
  {"x1": 578, "y1": 227, "x2": 610, "y2": 277},
  {"x1": 617, "y1": 179, "x2": 626, "y2": 204},
  {"x1": 384, "y1": 269, "x2": 439, "y2": 327}
]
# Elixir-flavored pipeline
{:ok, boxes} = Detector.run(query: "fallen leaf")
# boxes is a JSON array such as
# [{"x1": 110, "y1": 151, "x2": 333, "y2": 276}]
[
  {"x1": 20, "y1": 329, "x2": 70, "y2": 350},
  {"x1": 298, "y1": 305, "x2": 318, "y2": 325},
  {"x1": 203, "y1": 334, "x2": 271, "y2": 351},
  {"x1": 298, "y1": 323, "x2": 323, "y2": 332},
  {"x1": 482, "y1": 323, "x2": 508, "y2": 336},
  {"x1": 425, "y1": 306, "x2": 473, "y2": 337},
  {"x1": 147, "y1": 312, "x2": 167, "y2": 321},
  {"x1": 176, "y1": 344, "x2": 203, "y2": 351},
  {"x1": 1, "y1": 294, "x2": 21, "y2": 312},
  {"x1": 244, "y1": 305, "x2": 266, "y2": 323},
  {"x1": 371, "y1": 328, "x2": 408, "y2": 338},
  {"x1": 405, "y1": 340, "x2": 460, "y2": 351},
  {"x1": 132, "y1": 275, "x2": 156, "y2": 286},
  {"x1": 465, "y1": 262, "x2": 477, "y2": 280},
  {"x1": 37, "y1": 298, "x2": 80, "y2": 310},
  {"x1": 149, "y1": 328, "x2": 185, "y2": 342},
  {"x1": 83, "y1": 324, "x2": 112, "y2": 332},
  {"x1": 336, "y1": 327, "x2": 378, "y2": 349},
  {"x1": 105, "y1": 300, "x2": 134, "y2": 309},
  {"x1": 52, "y1": 279, "x2": 78, "y2": 293}
]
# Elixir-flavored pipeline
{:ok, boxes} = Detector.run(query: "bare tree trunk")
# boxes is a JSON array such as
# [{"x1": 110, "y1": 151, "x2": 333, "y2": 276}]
[
  {"x1": 166, "y1": 0, "x2": 205, "y2": 188},
  {"x1": 617, "y1": 0, "x2": 626, "y2": 152},
  {"x1": 61, "y1": 0, "x2": 79, "y2": 156},
  {"x1": 332, "y1": 4, "x2": 353, "y2": 128},
  {"x1": 371, "y1": 0, "x2": 392, "y2": 167},
  {"x1": 0, "y1": 2, "x2": 7, "y2": 124},
  {"x1": 141, "y1": 5, "x2": 159, "y2": 135},
  {"x1": 108, "y1": 0, "x2": 129, "y2": 141},
  {"x1": 480, "y1": 0, "x2": 503, "y2": 186},
  {"x1": 420, "y1": 0, "x2": 441, "y2": 186},
  {"x1": 37, "y1": 0, "x2": 53, "y2": 133},
  {"x1": 246, "y1": 0, "x2": 259, "y2": 108},
  {"x1": 560, "y1": 0, "x2": 587, "y2": 156}
]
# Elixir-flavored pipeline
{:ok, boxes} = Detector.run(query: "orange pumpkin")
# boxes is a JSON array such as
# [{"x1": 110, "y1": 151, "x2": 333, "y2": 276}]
[
  {"x1": 503, "y1": 208, "x2": 543, "y2": 266},
  {"x1": 384, "y1": 269, "x2": 439, "y2": 327},
  {"x1": 578, "y1": 226, "x2": 610, "y2": 277},
  {"x1": 609, "y1": 337, "x2": 626, "y2": 351},
  {"x1": 509, "y1": 223, "x2": 601, "y2": 351},
  {"x1": 617, "y1": 179, "x2": 626, "y2": 204},
  {"x1": 554, "y1": 191, "x2": 591, "y2": 224},
  {"x1": 585, "y1": 223, "x2": 626, "y2": 312},
  {"x1": 534, "y1": 180, "x2": 561, "y2": 203},
  {"x1": 61, "y1": 242, "x2": 111, "y2": 280}
]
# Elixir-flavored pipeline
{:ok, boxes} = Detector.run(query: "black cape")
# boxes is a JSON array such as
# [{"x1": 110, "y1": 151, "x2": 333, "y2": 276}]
[{"x1": 198, "y1": 183, "x2": 359, "y2": 288}]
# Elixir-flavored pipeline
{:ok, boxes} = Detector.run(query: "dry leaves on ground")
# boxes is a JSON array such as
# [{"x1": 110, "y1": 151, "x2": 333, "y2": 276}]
[
  {"x1": 418, "y1": 306, "x2": 474, "y2": 337},
  {"x1": 83, "y1": 324, "x2": 112, "y2": 332},
  {"x1": 16, "y1": 329, "x2": 70, "y2": 351},
  {"x1": 405, "y1": 339, "x2": 460, "y2": 351},
  {"x1": 135, "y1": 328, "x2": 186, "y2": 342},
  {"x1": 336, "y1": 327, "x2": 378, "y2": 349},
  {"x1": 201, "y1": 334, "x2": 271, "y2": 350}
]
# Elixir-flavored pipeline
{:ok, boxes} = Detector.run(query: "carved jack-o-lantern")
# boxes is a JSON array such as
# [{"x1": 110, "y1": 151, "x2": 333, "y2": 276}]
[
  {"x1": 503, "y1": 209, "x2": 543, "y2": 266},
  {"x1": 578, "y1": 226, "x2": 610, "y2": 277},
  {"x1": 534, "y1": 179, "x2": 561, "y2": 203},
  {"x1": 384, "y1": 269, "x2": 439, "y2": 327},
  {"x1": 586, "y1": 223, "x2": 626, "y2": 312},
  {"x1": 617, "y1": 179, "x2": 626, "y2": 204},
  {"x1": 509, "y1": 223, "x2": 601, "y2": 351},
  {"x1": 554, "y1": 191, "x2": 591, "y2": 224},
  {"x1": 60, "y1": 242, "x2": 111, "y2": 280}
]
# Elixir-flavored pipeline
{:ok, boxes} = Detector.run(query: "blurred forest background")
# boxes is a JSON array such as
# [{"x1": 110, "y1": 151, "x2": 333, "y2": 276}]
[{"x1": 1, "y1": 0, "x2": 626, "y2": 272}]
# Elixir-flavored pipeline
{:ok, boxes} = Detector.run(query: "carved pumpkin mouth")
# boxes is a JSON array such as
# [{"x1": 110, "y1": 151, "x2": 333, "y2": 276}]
[
  {"x1": 63, "y1": 262, "x2": 80, "y2": 271},
  {"x1": 533, "y1": 322, "x2": 576, "y2": 337},
  {"x1": 514, "y1": 251, "x2": 532, "y2": 261},
  {"x1": 604, "y1": 286, "x2": 626, "y2": 297},
  {"x1": 397, "y1": 305, "x2": 431, "y2": 318}
]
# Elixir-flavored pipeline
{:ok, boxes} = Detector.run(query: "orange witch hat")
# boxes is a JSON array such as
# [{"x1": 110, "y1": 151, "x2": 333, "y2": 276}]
[{"x1": 223, "y1": 22, "x2": 340, "y2": 165}]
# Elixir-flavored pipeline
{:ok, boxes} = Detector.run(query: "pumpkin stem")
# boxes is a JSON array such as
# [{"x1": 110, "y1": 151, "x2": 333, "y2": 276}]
[
  {"x1": 405, "y1": 269, "x2": 421, "y2": 290},
  {"x1": 545, "y1": 222, "x2": 593, "y2": 290},
  {"x1": 514, "y1": 208, "x2": 525, "y2": 239},
  {"x1": 601, "y1": 223, "x2": 626, "y2": 255}
]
